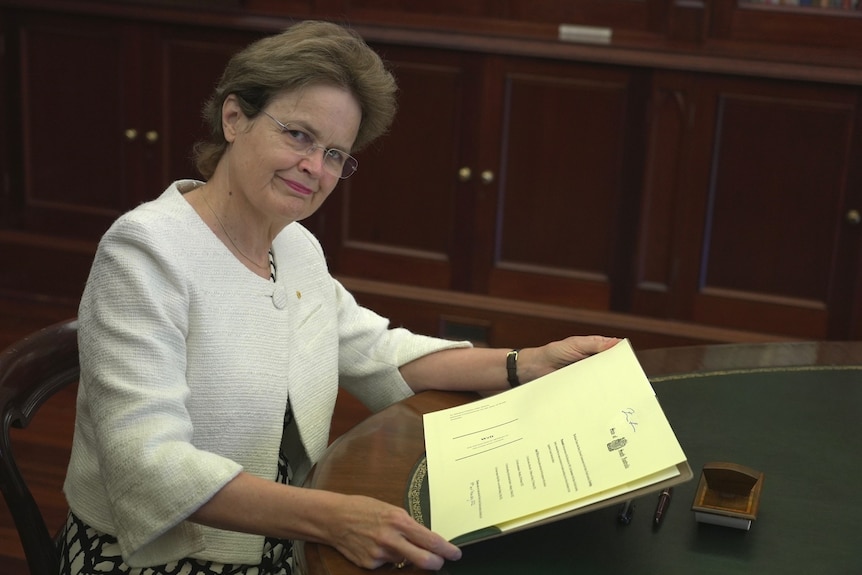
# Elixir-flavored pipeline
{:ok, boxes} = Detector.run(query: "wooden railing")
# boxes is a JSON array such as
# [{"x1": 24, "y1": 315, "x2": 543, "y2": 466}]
[{"x1": 339, "y1": 276, "x2": 797, "y2": 350}]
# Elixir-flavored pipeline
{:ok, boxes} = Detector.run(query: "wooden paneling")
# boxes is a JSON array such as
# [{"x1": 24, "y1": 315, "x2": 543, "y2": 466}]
[
  {"x1": 0, "y1": 13, "x2": 12, "y2": 230},
  {"x1": 321, "y1": 48, "x2": 474, "y2": 289},
  {"x1": 636, "y1": 72, "x2": 862, "y2": 338},
  {"x1": 0, "y1": 232, "x2": 94, "y2": 303},
  {"x1": 693, "y1": 80, "x2": 859, "y2": 337},
  {"x1": 341, "y1": 276, "x2": 796, "y2": 351},
  {"x1": 15, "y1": 14, "x2": 245, "y2": 222},
  {"x1": 19, "y1": 13, "x2": 131, "y2": 240},
  {"x1": 324, "y1": 51, "x2": 648, "y2": 312},
  {"x1": 242, "y1": 0, "x2": 315, "y2": 15},
  {"x1": 323, "y1": 46, "x2": 480, "y2": 290},
  {"x1": 488, "y1": 60, "x2": 644, "y2": 310},
  {"x1": 345, "y1": 0, "x2": 504, "y2": 19},
  {"x1": 506, "y1": 0, "x2": 653, "y2": 32},
  {"x1": 342, "y1": 0, "x2": 659, "y2": 37},
  {"x1": 158, "y1": 29, "x2": 259, "y2": 189},
  {"x1": 711, "y1": 1, "x2": 862, "y2": 52},
  {"x1": 0, "y1": 11, "x2": 256, "y2": 301},
  {"x1": 634, "y1": 85, "x2": 688, "y2": 318}
]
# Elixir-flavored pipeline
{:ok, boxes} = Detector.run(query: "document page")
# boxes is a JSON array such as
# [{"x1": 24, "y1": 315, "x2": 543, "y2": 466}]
[{"x1": 423, "y1": 339, "x2": 687, "y2": 542}]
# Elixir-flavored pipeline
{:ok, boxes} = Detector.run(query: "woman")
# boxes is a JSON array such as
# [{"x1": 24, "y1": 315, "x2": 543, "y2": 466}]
[{"x1": 59, "y1": 20, "x2": 618, "y2": 574}]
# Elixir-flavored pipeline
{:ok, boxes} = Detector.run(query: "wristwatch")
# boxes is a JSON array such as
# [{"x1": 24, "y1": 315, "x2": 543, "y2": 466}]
[{"x1": 507, "y1": 349, "x2": 521, "y2": 387}]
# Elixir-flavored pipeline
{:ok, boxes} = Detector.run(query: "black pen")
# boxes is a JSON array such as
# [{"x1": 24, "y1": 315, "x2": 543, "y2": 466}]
[
  {"x1": 653, "y1": 487, "x2": 673, "y2": 528},
  {"x1": 618, "y1": 500, "x2": 635, "y2": 525}
]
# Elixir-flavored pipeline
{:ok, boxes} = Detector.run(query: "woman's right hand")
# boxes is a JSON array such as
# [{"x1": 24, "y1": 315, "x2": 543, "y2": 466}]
[
  {"x1": 191, "y1": 472, "x2": 460, "y2": 570},
  {"x1": 325, "y1": 493, "x2": 462, "y2": 570}
]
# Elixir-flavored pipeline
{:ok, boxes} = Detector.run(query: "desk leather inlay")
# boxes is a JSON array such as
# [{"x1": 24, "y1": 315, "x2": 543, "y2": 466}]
[{"x1": 434, "y1": 366, "x2": 862, "y2": 574}]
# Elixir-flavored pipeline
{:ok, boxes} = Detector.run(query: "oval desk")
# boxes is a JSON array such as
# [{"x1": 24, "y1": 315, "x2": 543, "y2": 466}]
[{"x1": 298, "y1": 341, "x2": 862, "y2": 574}]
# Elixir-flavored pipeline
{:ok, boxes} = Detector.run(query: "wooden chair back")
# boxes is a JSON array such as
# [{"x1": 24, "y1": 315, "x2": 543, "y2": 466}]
[{"x1": 0, "y1": 319, "x2": 78, "y2": 575}]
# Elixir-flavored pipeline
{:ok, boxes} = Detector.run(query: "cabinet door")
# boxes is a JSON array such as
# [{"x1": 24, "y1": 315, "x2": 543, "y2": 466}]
[
  {"x1": 482, "y1": 57, "x2": 647, "y2": 310},
  {"x1": 0, "y1": 11, "x2": 253, "y2": 302},
  {"x1": 12, "y1": 12, "x2": 139, "y2": 241},
  {"x1": 152, "y1": 26, "x2": 261, "y2": 196},
  {"x1": 318, "y1": 45, "x2": 484, "y2": 291},
  {"x1": 636, "y1": 72, "x2": 862, "y2": 339}
]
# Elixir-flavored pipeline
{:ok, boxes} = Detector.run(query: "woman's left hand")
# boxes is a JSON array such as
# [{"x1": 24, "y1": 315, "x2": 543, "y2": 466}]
[{"x1": 518, "y1": 335, "x2": 621, "y2": 383}]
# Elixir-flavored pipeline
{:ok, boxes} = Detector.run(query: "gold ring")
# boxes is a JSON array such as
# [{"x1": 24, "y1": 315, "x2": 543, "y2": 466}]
[{"x1": 394, "y1": 559, "x2": 408, "y2": 569}]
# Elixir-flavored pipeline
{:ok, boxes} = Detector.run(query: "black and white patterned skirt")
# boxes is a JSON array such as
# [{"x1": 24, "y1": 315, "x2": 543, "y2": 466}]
[{"x1": 58, "y1": 449, "x2": 295, "y2": 575}]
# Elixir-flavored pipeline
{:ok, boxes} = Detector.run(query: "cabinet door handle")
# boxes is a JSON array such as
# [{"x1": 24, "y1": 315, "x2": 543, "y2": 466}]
[
  {"x1": 847, "y1": 209, "x2": 861, "y2": 226},
  {"x1": 145, "y1": 130, "x2": 159, "y2": 143},
  {"x1": 458, "y1": 167, "x2": 472, "y2": 182},
  {"x1": 480, "y1": 170, "x2": 495, "y2": 185},
  {"x1": 124, "y1": 129, "x2": 138, "y2": 141}
]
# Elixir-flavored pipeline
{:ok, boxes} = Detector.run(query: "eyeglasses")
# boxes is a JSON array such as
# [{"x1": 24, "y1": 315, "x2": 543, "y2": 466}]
[{"x1": 260, "y1": 111, "x2": 358, "y2": 179}]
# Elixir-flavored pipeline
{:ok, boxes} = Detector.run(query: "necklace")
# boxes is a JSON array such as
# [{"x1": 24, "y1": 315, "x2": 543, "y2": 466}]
[{"x1": 201, "y1": 191, "x2": 270, "y2": 271}]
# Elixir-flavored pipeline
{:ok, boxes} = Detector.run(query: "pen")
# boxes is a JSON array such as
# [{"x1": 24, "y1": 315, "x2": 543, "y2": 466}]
[
  {"x1": 618, "y1": 500, "x2": 635, "y2": 525},
  {"x1": 653, "y1": 487, "x2": 673, "y2": 528}
]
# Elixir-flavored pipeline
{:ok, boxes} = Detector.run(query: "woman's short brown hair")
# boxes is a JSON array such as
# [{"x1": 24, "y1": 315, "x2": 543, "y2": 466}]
[{"x1": 193, "y1": 20, "x2": 397, "y2": 179}]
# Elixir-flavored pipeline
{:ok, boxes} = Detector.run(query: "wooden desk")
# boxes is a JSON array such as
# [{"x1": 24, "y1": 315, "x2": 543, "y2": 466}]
[{"x1": 299, "y1": 341, "x2": 862, "y2": 574}]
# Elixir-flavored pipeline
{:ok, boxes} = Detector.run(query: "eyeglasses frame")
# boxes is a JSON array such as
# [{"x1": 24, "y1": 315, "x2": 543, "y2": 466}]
[{"x1": 259, "y1": 111, "x2": 359, "y2": 179}]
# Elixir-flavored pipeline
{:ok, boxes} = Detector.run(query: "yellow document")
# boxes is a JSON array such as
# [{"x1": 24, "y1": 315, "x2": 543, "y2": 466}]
[{"x1": 423, "y1": 339, "x2": 689, "y2": 543}]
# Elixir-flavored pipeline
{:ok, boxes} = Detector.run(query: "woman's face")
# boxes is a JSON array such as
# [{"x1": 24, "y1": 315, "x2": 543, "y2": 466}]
[{"x1": 221, "y1": 84, "x2": 362, "y2": 226}]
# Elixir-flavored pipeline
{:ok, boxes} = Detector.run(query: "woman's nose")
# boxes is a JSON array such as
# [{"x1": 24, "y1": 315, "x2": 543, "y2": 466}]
[{"x1": 297, "y1": 147, "x2": 326, "y2": 175}]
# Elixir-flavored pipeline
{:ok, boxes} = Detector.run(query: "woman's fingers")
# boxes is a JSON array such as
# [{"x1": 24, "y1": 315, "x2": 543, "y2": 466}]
[
  {"x1": 330, "y1": 495, "x2": 461, "y2": 570},
  {"x1": 397, "y1": 521, "x2": 461, "y2": 569}
]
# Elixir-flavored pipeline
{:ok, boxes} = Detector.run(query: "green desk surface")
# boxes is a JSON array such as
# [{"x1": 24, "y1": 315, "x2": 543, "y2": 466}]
[{"x1": 438, "y1": 366, "x2": 862, "y2": 575}]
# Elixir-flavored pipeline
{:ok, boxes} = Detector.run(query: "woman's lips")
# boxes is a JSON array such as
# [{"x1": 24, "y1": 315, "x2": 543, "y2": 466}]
[{"x1": 284, "y1": 178, "x2": 313, "y2": 196}]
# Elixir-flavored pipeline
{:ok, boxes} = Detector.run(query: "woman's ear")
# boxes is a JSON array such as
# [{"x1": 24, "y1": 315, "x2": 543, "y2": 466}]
[{"x1": 221, "y1": 94, "x2": 244, "y2": 143}]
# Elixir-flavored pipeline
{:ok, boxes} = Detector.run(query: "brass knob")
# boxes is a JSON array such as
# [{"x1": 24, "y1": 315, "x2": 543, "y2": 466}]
[
  {"x1": 145, "y1": 130, "x2": 159, "y2": 143},
  {"x1": 480, "y1": 170, "x2": 495, "y2": 185},
  {"x1": 848, "y1": 209, "x2": 861, "y2": 226},
  {"x1": 124, "y1": 129, "x2": 138, "y2": 141},
  {"x1": 458, "y1": 167, "x2": 472, "y2": 183}
]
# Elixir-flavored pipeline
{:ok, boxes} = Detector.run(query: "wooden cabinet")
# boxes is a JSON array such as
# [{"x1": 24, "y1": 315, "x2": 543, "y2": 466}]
[
  {"x1": 321, "y1": 45, "x2": 647, "y2": 311},
  {"x1": 635, "y1": 72, "x2": 862, "y2": 339},
  {"x1": 324, "y1": 41, "x2": 862, "y2": 339},
  {"x1": 0, "y1": 8, "x2": 258, "y2": 300},
  {"x1": 1, "y1": 0, "x2": 861, "y2": 340}
]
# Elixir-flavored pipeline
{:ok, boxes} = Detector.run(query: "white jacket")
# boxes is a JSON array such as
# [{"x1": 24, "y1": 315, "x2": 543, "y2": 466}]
[{"x1": 64, "y1": 181, "x2": 469, "y2": 567}]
